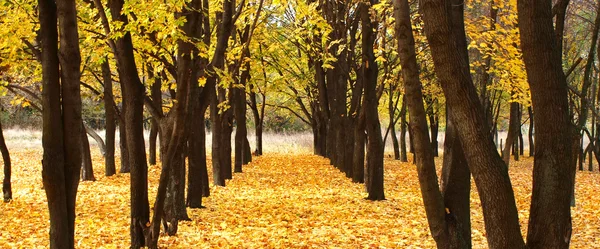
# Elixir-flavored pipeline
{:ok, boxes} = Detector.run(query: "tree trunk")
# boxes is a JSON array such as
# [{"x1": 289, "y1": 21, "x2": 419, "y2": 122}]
[
  {"x1": 81, "y1": 123, "x2": 96, "y2": 181},
  {"x1": 149, "y1": 76, "x2": 162, "y2": 166},
  {"x1": 518, "y1": 0, "x2": 576, "y2": 248},
  {"x1": 528, "y1": 106, "x2": 534, "y2": 157},
  {"x1": 210, "y1": 86, "x2": 226, "y2": 187},
  {"x1": 395, "y1": 0, "x2": 470, "y2": 247},
  {"x1": 118, "y1": 118, "x2": 130, "y2": 173},
  {"x1": 502, "y1": 102, "x2": 519, "y2": 167},
  {"x1": 429, "y1": 111, "x2": 439, "y2": 157},
  {"x1": 102, "y1": 60, "x2": 116, "y2": 176},
  {"x1": 39, "y1": 0, "x2": 83, "y2": 247},
  {"x1": 362, "y1": 1, "x2": 385, "y2": 201},
  {"x1": 187, "y1": 99, "x2": 209, "y2": 207},
  {"x1": 109, "y1": 0, "x2": 150, "y2": 246},
  {"x1": 441, "y1": 116, "x2": 471, "y2": 248},
  {"x1": 420, "y1": 0, "x2": 526, "y2": 247},
  {"x1": 0, "y1": 117, "x2": 10, "y2": 202},
  {"x1": 352, "y1": 104, "x2": 366, "y2": 183},
  {"x1": 400, "y1": 96, "x2": 408, "y2": 162}
]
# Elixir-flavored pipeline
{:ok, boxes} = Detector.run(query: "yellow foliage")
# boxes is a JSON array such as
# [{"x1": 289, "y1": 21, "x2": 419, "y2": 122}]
[{"x1": 0, "y1": 148, "x2": 598, "y2": 248}]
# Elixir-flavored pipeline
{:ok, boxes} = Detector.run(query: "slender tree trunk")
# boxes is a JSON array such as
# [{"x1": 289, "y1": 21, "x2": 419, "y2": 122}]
[
  {"x1": 400, "y1": 96, "x2": 408, "y2": 162},
  {"x1": 362, "y1": 0, "x2": 385, "y2": 201},
  {"x1": 528, "y1": 106, "x2": 534, "y2": 157},
  {"x1": 81, "y1": 123, "x2": 95, "y2": 181},
  {"x1": 518, "y1": 0, "x2": 576, "y2": 248},
  {"x1": 502, "y1": 102, "x2": 519, "y2": 167},
  {"x1": 0, "y1": 118, "x2": 10, "y2": 202},
  {"x1": 149, "y1": 76, "x2": 162, "y2": 166},
  {"x1": 429, "y1": 111, "x2": 439, "y2": 157},
  {"x1": 352, "y1": 104, "x2": 366, "y2": 183},
  {"x1": 102, "y1": 61, "x2": 116, "y2": 176},
  {"x1": 210, "y1": 86, "x2": 226, "y2": 186},
  {"x1": 109, "y1": 0, "x2": 150, "y2": 246},
  {"x1": 118, "y1": 119, "x2": 130, "y2": 173}
]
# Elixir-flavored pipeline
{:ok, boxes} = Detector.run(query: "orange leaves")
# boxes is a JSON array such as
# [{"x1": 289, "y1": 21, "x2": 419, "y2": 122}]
[{"x1": 0, "y1": 144, "x2": 599, "y2": 248}]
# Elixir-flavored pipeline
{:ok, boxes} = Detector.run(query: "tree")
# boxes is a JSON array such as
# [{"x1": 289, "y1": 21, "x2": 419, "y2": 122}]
[
  {"x1": 0, "y1": 117, "x2": 11, "y2": 202},
  {"x1": 420, "y1": 0, "x2": 526, "y2": 247},
  {"x1": 362, "y1": 0, "x2": 385, "y2": 201},
  {"x1": 38, "y1": 0, "x2": 83, "y2": 248},
  {"x1": 108, "y1": 0, "x2": 151, "y2": 246},
  {"x1": 517, "y1": 0, "x2": 576, "y2": 247}
]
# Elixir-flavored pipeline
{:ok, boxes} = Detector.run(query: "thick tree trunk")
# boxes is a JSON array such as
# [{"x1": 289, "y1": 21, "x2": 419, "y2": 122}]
[
  {"x1": 420, "y1": 0, "x2": 526, "y2": 247},
  {"x1": 362, "y1": 1, "x2": 385, "y2": 201},
  {"x1": 81, "y1": 123, "x2": 96, "y2": 181},
  {"x1": 109, "y1": 0, "x2": 150, "y2": 247},
  {"x1": 102, "y1": 61, "x2": 116, "y2": 176},
  {"x1": 187, "y1": 99, "x2": 209, "y2": 207},
  {"x1": 441, "y1": 116, "x2": 471, "y2": 248},
  {"x1": 39, "y1": 0, "x2": 83, "y2": 247},
  {"x1": 518, "y1": 1, "x2": 576, "y2": 248},
  {"x1": 0, "y1": 118, "x2": 10, "y2": 202},
  {"x1": 395, "y1": 0, "x2": 470, "y2": 247}
]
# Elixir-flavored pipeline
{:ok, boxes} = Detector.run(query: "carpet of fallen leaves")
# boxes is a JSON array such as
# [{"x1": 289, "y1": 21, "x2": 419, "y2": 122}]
[{"x1": 0, "y1": 147, "x2": 599, "y2": 248}]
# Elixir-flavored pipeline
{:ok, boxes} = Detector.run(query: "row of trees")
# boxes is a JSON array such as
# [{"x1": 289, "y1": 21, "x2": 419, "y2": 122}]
[{"x1": 0, "y1": 0, "x2": 599, "y2": 248}]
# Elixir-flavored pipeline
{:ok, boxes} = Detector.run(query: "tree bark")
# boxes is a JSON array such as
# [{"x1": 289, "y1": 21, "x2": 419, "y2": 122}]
[
  {"x1": 528, "y1": 106, "x2": 534, "y2": 157},
  {"x1": 187, "y1": 98, "x2": 210, "y2": 208},
  {"x1": 39, "y1": 0, "x2": 84, "y2": 247},
  {"x1": 149, "y1": 75, "x2": 162, "y2": 166},
  {"x1": 400, "y1": 96, "x2": 408, "y2": 162},
  {"x1": 420, "y1": 0, "x2": 526, "y2": 247},
  {"x1": 102, "y1": 60, "x2": 116, "y2": 176},
  {"x1": 81, "y1": 123, "x2": 95, "y2": 181},
  {"x1": 518, "y1": 0, "x2": 576, "y2": 248},
  {"x1": 362, "y1": 0, "x2": 385, "y2": 201},
  {"x1": 0, "y1": 118, "x2": 10, "y2": 202},
  {"x1": 109, "y1": 0, "x2": 150, "y2": 246},
  {"x1": 395, "y1": 0, "x2": 470, "y2": 247},
  {"x1": 502, "y1": 102, "x2": 519, "y2": 167}
]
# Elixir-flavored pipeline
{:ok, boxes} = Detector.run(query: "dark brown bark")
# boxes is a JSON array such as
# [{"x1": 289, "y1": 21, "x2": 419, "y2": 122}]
[
  {"x1": 102, "y1": 60, "x2": 116, "y2": 176},
  {"x1": 395, "y1": 0, "x2": 470, "y2": 247},
  {"x1": 528, "y1": 106, "x2": 534, "y2": 156},
  {"x1": 518, "y1": 0, "x2": 576, "y2": 248},
  {"x1": 39, "y1": 0, "x2": 83, "y2": 247},
  {"x1": 362, "y1": 0, "x2": 384, "y2": 201},
  {"x1": 441, "y1": 116, "x2": 471, "y2": 248},
  {"x1": 187, "y1": 95, "x2": 210, "y2": 207},
  {"x1": 149, "y1": 76, "x2": 162, "y2": 166},
  {"x1": 420, "y1": 0, "x2": 525, "y2": 247},
  {"x1": 109, "y1": 0, "x2": 150, "y2": 247},
  {"x1": 118, "y1": 118, "x2": 129, "y2": 173},
  {"x1": 81, "y1": 123, "x2": 95, "y2": 181},
  {"x1": 502, "y1": 102, "x2": 520, "y2": 166},
  {"x1": 0, "y1": 118, "x2": 10, "y2": 202},
  {"x1": 400, "y1": 96, "x2": 408, "y2": 162}
]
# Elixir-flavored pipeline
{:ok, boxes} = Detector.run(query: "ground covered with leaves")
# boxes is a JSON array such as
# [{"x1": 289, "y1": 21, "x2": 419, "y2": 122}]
[{"x1": 0, "y1": 146, "x2": 599, "y2": 248}]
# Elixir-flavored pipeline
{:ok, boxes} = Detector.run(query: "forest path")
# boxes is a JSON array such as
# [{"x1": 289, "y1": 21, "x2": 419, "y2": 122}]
[
  {"x1": 174, "y1": 153, "x2": 436, "y2": 248},
  {"x1": 1, "y1": 149, "x2": 599, "y2": 248}
]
